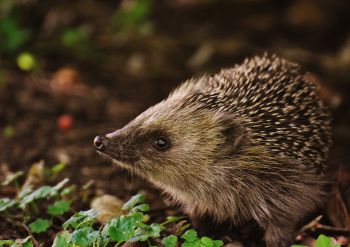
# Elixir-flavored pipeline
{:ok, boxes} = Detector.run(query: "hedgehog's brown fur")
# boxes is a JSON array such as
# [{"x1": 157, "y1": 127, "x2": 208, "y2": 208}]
[{"x1": 96, "y1": 55, "x2": 332, "y2": 247}]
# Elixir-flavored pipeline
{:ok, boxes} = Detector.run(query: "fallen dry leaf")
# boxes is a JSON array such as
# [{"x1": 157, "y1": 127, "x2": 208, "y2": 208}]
[
  {"x1": 91, "y1": 194, "x2": 124, "y2": 224},
  {"x1": 19, "y1": 160, "x2": 45, "y2": 195}
]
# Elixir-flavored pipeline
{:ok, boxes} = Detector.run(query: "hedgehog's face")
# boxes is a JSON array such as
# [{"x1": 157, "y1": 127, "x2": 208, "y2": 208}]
[{"x1": 94, "y1": 99, "x2": 245, "y2": 191}]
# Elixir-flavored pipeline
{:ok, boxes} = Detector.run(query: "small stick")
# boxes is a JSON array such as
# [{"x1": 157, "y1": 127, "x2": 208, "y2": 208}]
[
  {"x1": 313, "y1": 224, "x2": 350, "y2": 237},
  {"x1": 21, "y1": 223, "x2": 40, "y2": 247},
  {"x1": 299, "y1": 215, "x2": 323, "y2": 233}
]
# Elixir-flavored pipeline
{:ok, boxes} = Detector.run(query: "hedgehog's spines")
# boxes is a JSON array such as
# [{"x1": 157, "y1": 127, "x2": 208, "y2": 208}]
[{"x1": 171, "y1": 54, "x2": 331, "y2": 172}]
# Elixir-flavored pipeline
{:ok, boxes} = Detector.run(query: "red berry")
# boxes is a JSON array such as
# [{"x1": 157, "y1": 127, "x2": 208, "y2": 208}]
[{"x1": 57, "y1": 114, "x2": 73, "y2": 132}]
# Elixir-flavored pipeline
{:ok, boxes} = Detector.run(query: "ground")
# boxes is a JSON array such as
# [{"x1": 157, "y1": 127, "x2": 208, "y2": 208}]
[{"x1": 1, "y1": 0, "x2": 350, "y2": 246}]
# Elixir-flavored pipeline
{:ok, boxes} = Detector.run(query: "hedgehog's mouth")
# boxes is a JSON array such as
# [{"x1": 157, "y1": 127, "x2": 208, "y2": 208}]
[{"x1": 96, "y1": 150, "x2": 137, "y2": 171}]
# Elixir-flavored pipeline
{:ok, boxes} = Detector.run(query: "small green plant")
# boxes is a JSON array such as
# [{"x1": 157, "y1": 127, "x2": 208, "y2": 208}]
[
  {"x1": 0, "y1": 236, "x2": 34, "y2": 247},
  {"x1": 0, "y1": 165, "x2": 223, "y2": 246},
  {"x1": 292, "y1": 234, "x2": 340, "y2": 247},
  {"x1": 0, "y1": 163, "x2": 73, "y2": 246},
  {"x1": 29, "y1": 218, "x2": 52, "y2": 233},
  {"x1": 57, "y1": 194, "x2": 224, "y2": 246}
]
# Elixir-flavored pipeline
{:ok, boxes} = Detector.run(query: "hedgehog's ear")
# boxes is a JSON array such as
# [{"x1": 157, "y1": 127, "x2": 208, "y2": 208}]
[{"x1": 220, "y1": 117, "x2": 247, "y2": 153}]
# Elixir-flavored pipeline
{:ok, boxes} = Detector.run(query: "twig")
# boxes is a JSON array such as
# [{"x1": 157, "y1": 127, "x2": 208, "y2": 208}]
[
  {"x1": 299, "y1": 215, "x2": 323, "y2": 233},
  {"x1": 298, "y1": 215, "x2": 350, "y2": 237},
  {"x1": 21, "y1": 223, "x2": 40, "y2": 247},
  {"x1": 313, "y1": 224, "x2": 350, "y2": 237}
]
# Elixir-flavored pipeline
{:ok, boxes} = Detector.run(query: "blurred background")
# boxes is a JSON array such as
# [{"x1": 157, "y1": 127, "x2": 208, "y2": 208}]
[{"x1": 0, "y1": 0, "x2": 350, "y2": 207}]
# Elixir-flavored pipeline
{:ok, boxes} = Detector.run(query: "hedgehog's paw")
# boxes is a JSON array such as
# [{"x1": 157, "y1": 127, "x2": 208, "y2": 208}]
[{"x1": 264, "y1": 222, "x2": 295, "y2": 247}]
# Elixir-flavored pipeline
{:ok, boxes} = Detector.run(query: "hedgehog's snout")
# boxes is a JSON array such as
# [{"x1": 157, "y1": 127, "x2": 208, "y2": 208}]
[{"x1": 94, "y1": 135, "x2": 108, "y2": 151}]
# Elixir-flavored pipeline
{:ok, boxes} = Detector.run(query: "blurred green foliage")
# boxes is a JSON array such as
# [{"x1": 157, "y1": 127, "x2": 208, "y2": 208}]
[
  {"x1": 112, "y1": 0, "x2": 152, "y2": 35},
  {"x1": 0, "y1": 0, "x2": 153, "y2": 72},
  {"x1": 60, "y1": 26, "x2": 94, "y2": 58},
  {"x1": 0, "y1": 0, "x2": 33, "y2": 72},
  {"x1": 0, "y1": 0, "x2": 31, "y2": 54},
  {"x1": 61, "y1": 28, "x2": 88, "y2": 48},
  {"x1": 0, "y1": 16, "x2": 30, "y2": 53}
]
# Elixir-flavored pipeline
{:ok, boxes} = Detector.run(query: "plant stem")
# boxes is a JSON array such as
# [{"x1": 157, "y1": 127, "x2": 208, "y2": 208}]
[{"x1": 21, "y1": 223, "x2": 39, "y2": 247}]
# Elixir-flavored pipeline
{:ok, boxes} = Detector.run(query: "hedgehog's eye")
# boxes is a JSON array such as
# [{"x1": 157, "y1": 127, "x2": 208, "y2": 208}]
[{"x1": 153, "y1": 136, "x2": 171, "y2": 151}]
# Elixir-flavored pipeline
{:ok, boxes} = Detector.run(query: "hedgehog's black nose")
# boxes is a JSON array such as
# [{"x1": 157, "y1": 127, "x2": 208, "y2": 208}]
[{"x1": 94, "y1": 136, "x2": 105, "y2": 151}]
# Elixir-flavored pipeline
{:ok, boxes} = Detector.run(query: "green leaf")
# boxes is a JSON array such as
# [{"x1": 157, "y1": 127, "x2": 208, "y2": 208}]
[
  {"x1": 60, "y1": 185, "x2": 76, "y2": 196},
  {"x1": 20, "y1": 179, "x2": 68, "y2": 208},
  {"x1": 52, "y1": 162, "x2": 66, "y2": 175},
  {"x1": 29, "y1": 218, "x2": 51, "y2": 233},
  {"x1": 3, "y1": 237, "x2": 34, "y2": 247},
  {"x1": 70, "y1": 227, "x2": 91, "y2": 247},
  {"x1": 108, "y1": 215, "x2": 138, "y2": 243},
  {"x1": 63, "y1": 209, "x2": 98, "y2": 230},
  {"x1": 164, "y1": 216, "x2": 185, "y2": 224},
  {"x1": 182, "y1": 230, "x2": 198, "y2": 243},
  {"x1": 23, "y1": 241, "x2": 33, "y2": 247},
  {"x1": 46, "y1": 163, "x2": 66, "y2": 180},
  {"x1": 20, "y1": 186, "x2": 52, "y2": 207},
  {"x1": 316, "y1": 235, "x2": 340, "y2": 247},
  {"x1": 148, "y1": 223, "x2": 164, "y2": 238},
  {"x1": 107, "y1": 211, "x2": 149, "y2": 244},
  {"x1": 52, "y1": 230, "x2": 72, "y2": 247},
  {"x1": 130, "y1": 212, "x2": 144, "y2": 222},
  {"x1": 162, "y1": 235, "x2": 177, "y2": 247},
  {"x1": 182, "y1": 241, "x2": 200, "y2": 247},
  {"x1": 213, "y1": 240, "x2": 224, "y2": 247},
  {"x1": 18, "y1": 187, "x2": 32, "y2": 199},
  {"x1": 0, "y1": 198, "x2": 17, "y2": 212},
  {"x1": 122, "y1": 194, "x2": 145, "y2": 210},
  {"x1": 87, "y1": 230, "x2": 102, "y2": 246},
  {"x1": 47, "y1": 200, "x2": 71, "y2": 216},
  {"x1": 132, "y1": 222, "x2": 165, "y2": 242},
  {"x1": 0, "y1": 235, "x2": 33, "y2": 246},
  {"x1": 0, "y1": 240, "x2": 14, "y2": 245},
  {"x1": 108, "y1": 226, "x2": 129, "y2": 243},
  {"x1": 132, "y1": 203, "x2": 150, "y2": 212},
  {"x1": 200, "y1": 237, "x2": 213, "y2": 247},
  {"x1": 22, "y1": 237, "x2": 34, "y2": 247}
]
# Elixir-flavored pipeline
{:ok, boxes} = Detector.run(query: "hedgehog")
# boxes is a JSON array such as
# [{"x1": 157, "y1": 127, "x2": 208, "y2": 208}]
[{"x1": 94, "y1": 55, "x2": 332, "y2": 247}]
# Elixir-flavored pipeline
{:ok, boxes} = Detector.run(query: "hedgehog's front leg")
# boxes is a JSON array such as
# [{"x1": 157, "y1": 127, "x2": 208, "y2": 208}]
[{"x1": 264, "y1": 221, "x2": 296, "y2": 247}]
